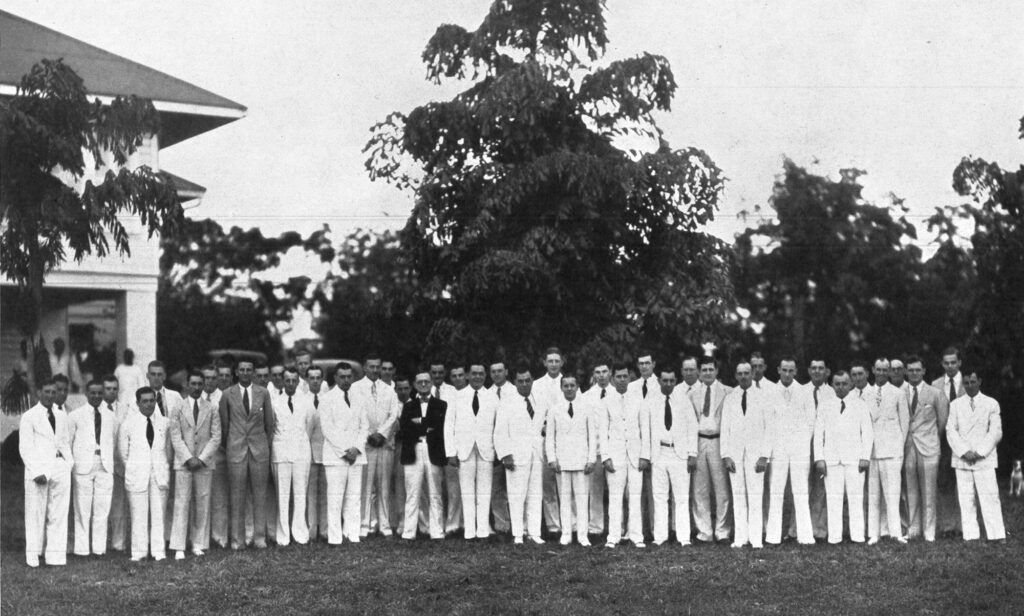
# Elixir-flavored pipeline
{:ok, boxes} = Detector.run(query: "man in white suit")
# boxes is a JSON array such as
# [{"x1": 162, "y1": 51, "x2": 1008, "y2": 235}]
[
  {"x1": 688, "y1": 357, "x2": 733, "y2": 543},
  {"x1": 805, "y1": 357, "x2": 835, "y2": 540},
  {"x1": 904, "y1": 355, "x2": 949, "y2": 541},
  {"x1": 20, "y1": 378, "x2": 73, "y2": 567},
  {"x1": 721, "y1": 362, "x2": 771, "y2": 549},
  {"x1": 270, "y1": 367, "x2": 314, "y2": 546},
  {"x1": 495, "y1": 364, "x2": 548, "y2": 545},
  {"x1": 648, "y1": 366, "x2": 697, "y2": 547},
  {"x1": 765, "y1": 357, "x2": 816, "y2": 545},
  {"x1": 865, "y1": 358, "x2": 910, "y2": 545},
  {"x1": 546, "y1": 374, "x2": 597, "y2": 546},
  {"x1": 202, "y1": 365, "x2": 230, "y2": 549},
  {"x1": 601, "y1": 363, "x2": 650, "y2": 549},
  {"x1": 946, "y1": 367, "x2": 1005, "y2": 542},
  {"x1": 628, "y1": 352, "x2": 657, "y2": 541},
  {"x1": 488, "y1": 361, "x2": 514, "y2": 535},
  {"x1": 581, "y1": 362, "x2": 612, "y2": 537},
  {"x1": 169, "y1": 371, "x2": 222, "y2": 559},
  {"x1": 532, "y1": 348, "x2": 566, "y2": 537},
  {"x1": 119, "y1": 387, "x2": 172, "y2": 561},
  {"x1": 429, "y1": 361, "x2": 461, "y2": 536},
  {"x1": 933, "y1": 346, "x2": 965, "y2": 537},
  {"x1": 319, "y1": 362, "x2": 369, "y2": 544},
  {"x1": 305, "y1": 366, "x2": 329, "y2": 542},
  {"x1": 69, "y1": 379, "x2": 116, "y2": 556},
  {"x1": 352, "y1": 353, "x2": 400, "y2": 538},
  {"x1": 446, "y1": 363, "x2": 499, "y2": 540},
  {"x1": 103, "y1": 375, "x2": 133, "y2": 553},
  {"x1": 813, "y1": 371, "x2": 873, "y2": 544}
]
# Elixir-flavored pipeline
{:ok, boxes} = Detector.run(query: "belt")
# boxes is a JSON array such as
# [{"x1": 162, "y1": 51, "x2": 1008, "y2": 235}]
[
  {"x1": 94, "y1": 449, "x2": 102, "y2": 455},
  {"x1": 699, "y1": 433, "x2": 720, "y2": 439},
  {"x1": 660, "y1": 441, "x2": 675, "y2": 447},
  {"x1": 56, "y1": 452, "x2": 64, "y2": 459}
]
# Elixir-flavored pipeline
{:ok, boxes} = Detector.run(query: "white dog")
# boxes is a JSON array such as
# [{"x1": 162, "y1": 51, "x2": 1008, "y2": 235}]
[{"x1": 1011, "y1": 460, "x2": 1023, "y2": 497}]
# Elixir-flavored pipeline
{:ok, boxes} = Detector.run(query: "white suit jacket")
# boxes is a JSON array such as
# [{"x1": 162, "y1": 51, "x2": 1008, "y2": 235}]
[
  {"x1": 351, "y1": 377, "x2": 400, "y2": 446},
  {"x1": 69, "y1": 403, "x2": 117, "y2": 474},
  {"x1": 494, "y1": 392, "x2": 547, "y2": 465},
  {"x1": 581, "y1": 384, "x2": 611, "y2": 457},
  {"x1": 318, "y1": 388, "x2": 368, "y2": 466},
  {"x1": 647, "y1": 389, "x2": 698, "y2": 464},
  {"x1": 720, "y1": 386, "x2": 771, "y2": 462},
  {"x1": 119, "y1": 412, "x2": 172, "y2": 492},
  {"x1": 19, "y1": 403, "x2": 73, "y2": 480},
  {"x1": 532, "y1": 373, "x2": 564, "y2": 410},
  {"x1": 865, "y1": 383, "x2": 910, "y2": 459},
  {"x1": 169, "y1": 396, "x2": 222, "y2": 470},
  {"x1": 271, "y1": 391, "x2": 315, "y2": 464},
  {"x1": 627, "y1": 375, "x2": 658, "y2": 401},
  {"x1": 904, "y1": 382, "x2": 949, "y2": 458},
  {"x1": 813, "y1": 396, "x2": 873, "y2": 465},
  {"x1": 688, "y1": 380, "x2": 732, "y2": 434},
  {"x1": 770, "y1": 382, "x2": 815, "y2": 460},
  {"x1": 545, "y1": 397, "x2": 597, "y2": 471},
  {"x1": 947, "y1": 393, "x2": 1002, "y2": 471},
  {"x1": 802, "y1": 381, "x2": 835, "y2": 412},
  {"x1": 444, "y1": 386, "x2": 498, "y2": 461},
  {"x1": 600, "y1": 390, "x2": 650, "y2": 469}
]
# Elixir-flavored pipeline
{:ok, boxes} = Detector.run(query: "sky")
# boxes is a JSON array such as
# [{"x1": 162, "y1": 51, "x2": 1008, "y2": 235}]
[{"x1": 6, "y1": 0, "x2": 1024, "y2": 251}]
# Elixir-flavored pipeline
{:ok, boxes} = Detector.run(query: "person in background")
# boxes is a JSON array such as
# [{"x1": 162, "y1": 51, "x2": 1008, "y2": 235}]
[{"x1": 114, "y1": 349, "x2": 147, "y2": 406}]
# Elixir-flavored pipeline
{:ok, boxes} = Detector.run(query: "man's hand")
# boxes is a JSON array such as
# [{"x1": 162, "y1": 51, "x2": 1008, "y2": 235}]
[
  {"x1": 502, "y1": 455, "x2": 515, "y2": 471},
  {"x1": 368, "y1": 433, "x2": 385, "y2": 448},
  {"x1": 815, "y1": 461, "x2": 827, "y2": 478},
  {"x1": 186, "y1": 457, "x2": 203, "y2": 471},
  {"x1": 411, "y1": 417, "x2": 422, "y2": 425},
  {"x1": 858, "y1": 459, "x2": 869, "y2": 473},
  {"x1": 343, "y1": 448, "x2": 360, "y2": 463},
  {"x1": 603, "y1": 458, "x2": 616, "y2": 473},
  {"x1": 638, "y1": 458, "x2": 650, "y2": 472},
  {"x1": 963, "y1": 450, "x2": 982, "y2": 464},
  {"x1": 687, "y1": 456, "x2": 697, "y2": 473},
  {"x1": 583, "y1": 462, "x2": 594, "y2": 475},
  {"x1": 755, "y1": 457, "x2": 768, "y2": 473},
  {"x1": 33, "y1": 474, "x2": 47, "y2": 485},
  {"x1": 723, "y1": 457, "x2": 736, "y2": 473},
  {"x1": 548, "y1": 461, "x2": 560, "y2": 473},
  {"x1": 447, "y1": 456, "x2": 459, "y2": 468}
]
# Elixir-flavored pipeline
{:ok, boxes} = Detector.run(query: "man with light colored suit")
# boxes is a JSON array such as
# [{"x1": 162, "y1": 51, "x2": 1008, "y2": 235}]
[
  {"x1": 721, "y1": 362, "x2": 771, "y2": 549},
  {"x1": 319, "y1": 362, "x2": 368, "y2": 544},
  {"x1": 766, "y1": 357, "x2": 816, "y2": 545},
  {"x1": 353, "y1": 354, "x2": 400, "y2": 538},
  {"x1": 103, "y1": 375, "x2": 133, "y2": 553},
  {"x1": 446, "y1": 363, "x2": 499, "y2": 540},
  {"x1": 219, "y1": 358, "x2": 275, "y2": 549},
  {"x1": 814, "y1": 371, "x2": 873, "y2": 544},
  {"x1": 648, "y1": 366, "x2": 697, "y2": 547},
  {"x1": 865, "y1": 358, "x2": 909, "y2": 544},
  {"x1": 305, "y1": 366, "x2": 330, "y2": 541},
  {"x1": 69, "y1": 379, "x2": 116, "y2": 556},
  {"x1": 946, "y1": 367, "x2": 1005, "y2": 541},
  {"x1": 145, "y1": 360, "x2": 181, "y2": 543},
  {"x1": 804, "y1": 358, "x2": 835, "y2": 540},
  {"x1": 546, "y1": 374, "x2": 597, "y2": 546},
  {"x1": 601, "y1": 363, "x2": 650, "y2": 549},
  {"x1": 169, "y1": 371, "x2": 222, "y2": 559},
  {"x1": 581, "y1": 362, "x2": 612, "y2": 536},
  {"x1": 932, "y1": 346, "x2": 965, "y2": 536},
  {"x1": 688, "y1": 357, "x2": 732, "y2": 543},
  {"x1": 201, "y1": 365, "x2": 231, "y2": 549},
  {"x1": 495, "y1": 364, "x2": 548, "y2": 545},
  {"x1": 20, "y1": 379, "x2": 73, "y2": 567},
  {"x1": 120, "y1": 387, "x2": 172, "y2": 561},
  {"x1": 488, "y1": 362, "x2": 514, "y2": 535},
  {"x1": 270, "y1": 368, "x2": 314, "y2": 546},
  {"x1": 399, "y1": 371, "x2": 448, "y2": 540},
  {"x1": 904, "y1": 355, "x2": 948, "y2": 541},
  {"x1": 532, "y1": 348, "x2": 566, "y2": 537},
  {"x1": 429, "y1": 361, "x2": 462, "y2": 535}
]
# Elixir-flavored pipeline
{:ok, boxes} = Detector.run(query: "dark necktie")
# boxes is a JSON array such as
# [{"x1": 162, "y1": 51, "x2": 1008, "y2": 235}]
[
  {"x1": 702, "y1": 385, "x2": 711, "y2": 417},
  {"x1": 242, "y1": 388, "x2": 250, "y2": 414},
  {"x1": 288, "y1": 395, "x2": 294, "y2": 413},
  {"x1": 741, "y1": 389, "x2": 747, "y2": 416},
  {"x1": 496, "y1": 386, "x2": 501, "y2": 399},
  {"x1": 434, "y1": 385, "x2": 440, "y2": 399},
  {"x1": 642, "y1": 379, "x2": 648, "y2": 398},
  {"x1": 911, "y1": 387, "x2": 918, "y2": 417},
  {"x1": 601, "y1": 388, "x2": 606, "y2": 399},
  {"x1": 157, "y1": 391, "x2": 165, "y2": 416},
  {"x1": 568, "y1": 402, "x2": 574, "y2": 418},
  {"x1": 525, "y1": 397, "x2": 534, "y2": 419},
  {"x1": 47, "y1": 407, "x2": 56, "y2": 432},
  {"x1": 472, "y1": 391, "x2": 479, "y2": 416},
  {"x1": 840, "y1": 400, "x2": 846, "y2": 414},
  {"x1": 107, "y1": 402, "x2": 115, "y2": 414},
  {"x1": 344, "y1": 389, "x2": 350, "y2": 407},
  {"x1": 664, "y1": 395, "x2": 672, "y2": 430},
  {"x1": 193, "y1": 399, "x2": 200, "y2": 424},
  {"x1": 94, "y1": 406, "x2": 102, "y2": 445},
  {"x1": 146, "y1": 417, "x2": 154, "y2": 447},
  {"x1": 949, "y1": 379, "x2": 956, "y2": 402},
  {"x1": 813, "y1": 386, "x2": 820, "y2": 409},
  {"x1": 314, "y1": 393, "x2": 319, "y2": 409}
]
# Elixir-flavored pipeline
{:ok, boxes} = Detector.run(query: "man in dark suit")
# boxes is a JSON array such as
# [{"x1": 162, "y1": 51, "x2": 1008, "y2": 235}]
[
  {"x1": 219, "y1": 359, "x2": 275, "y2": 549},
  {"x1": 398, "y1": 371, "x2": 447, "y2": 540}
]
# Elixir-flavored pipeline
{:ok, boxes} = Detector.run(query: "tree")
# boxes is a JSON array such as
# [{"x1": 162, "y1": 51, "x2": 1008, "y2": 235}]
[
  {"x1": 1, "y1": 58, "x2": 182, "y2": 401},
  {"x1": 364, "y1": 0, "x2": 731, "y2": 368}
]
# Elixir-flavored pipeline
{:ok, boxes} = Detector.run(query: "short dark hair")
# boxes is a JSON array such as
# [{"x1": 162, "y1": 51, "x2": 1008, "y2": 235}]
[
  {"x1": 611, "y1": 362, "x2": 630, "y2": 374},
  {"x1": 544, "y1": 347, "x2": 563, "y2": 360},
  {"x1": 52, "y1": 374, "x2": 69, "y2": 385},
  {"x1": 942, "y1": 346, "x2": 961, "y2": 360},
  {"x1": 514, "y1": 362, "x2": 533, "y2": 378},
  {"x1": 905, "y1": 354, "x2": 924, "y2": 367},
  {"x1": 136, "y1": 386, "x2": 155, "y2": 402},
  {"x1": 698, "y1": 357, "x2": 717, "y2": 370},
  {"x1": 680, "y1": 355, "x2": 698, "y2": 367},
  {"x1": 187, "y1": 370, "x2": 204, "y2": 381},
  {"x1": 778, "y1": 355, "x2": 797, "y2": 366},
  {"x1": 849, "y1": 360, "x2": 868, "y2": 372},
  {"x1": 101, "y1": 374, "x2": 118, "y2": 384},
  {"x1": 658, "y1": 367, "x2": 677, "y2": 379},
  {"x1": 147, "y1": 360, "x2": 165, "y2": 371},
  {"x1": 831, "y1": 370, "x2": 850, "y2": 381},
  {"x1": 306, "y1": 366, "x2": 324, "y2": 379},
  {"x1": 37, "y1": 377, "x2": 57, "y2": 390},
  {"x1": 364, "y1": 351, "x2": 382, "y2": 363},
  {"x1": 86, "y1": 378, "x2": 104, "y2": 389},
  {"x1": 334, "y1": 362, "x2": 352, "y2": 375}
]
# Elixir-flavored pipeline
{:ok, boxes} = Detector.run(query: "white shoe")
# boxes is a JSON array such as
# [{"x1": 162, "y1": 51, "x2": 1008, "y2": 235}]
[
  {"x1": 867, "y1": 537, "x2": 879, "y2": 546},
  {"x1": 174, "y1": 551, "x2": 186, "y2": 561},
  {"x1": 153, "y1": 554, "x2": 166, "y2": 562},
  {"x1": 559, "y1": 538, "x2": 571, "y2": 546},
  {"x1": 652, "y1": 539, "x2": 666, "y2": 546},
  {"x1": 751, "y1": 543, "x2": 764, "y2": 550},
  {"x1": 513, "y1": 537, "x2": 524, "y2": 545},
  {"x1": 634, "y1": 541, "x2": 646, "y2": 549},
  {"x1": 192, "y1": 548, "x2": 205, "y2": 556},
  {"x1": 528, "y1": 536, "x2": 544, "y2": 545},
  {"x1": 130, "y1": 555, "x2": 144, "y2": 562},
  {"x1": 579, "y1": 539, "x2": 591, "y2": 547},
  {"x1": 731, "y1": 542, "x2": 746, "y2": 549},
  {"x1": 895, "y1": 536, "x2": 908, "y2": 545},
  {"x1": 604, "y1": 541, "x2": 617, "y2": 549},
  {"x1": 26, "y1": 555, "x2": 39, "y2": 568}
]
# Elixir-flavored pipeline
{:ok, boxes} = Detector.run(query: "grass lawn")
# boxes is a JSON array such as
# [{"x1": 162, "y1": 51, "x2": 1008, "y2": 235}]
[{"x1": 2, "y1": 461, "x2": 1022, "y2": 615}]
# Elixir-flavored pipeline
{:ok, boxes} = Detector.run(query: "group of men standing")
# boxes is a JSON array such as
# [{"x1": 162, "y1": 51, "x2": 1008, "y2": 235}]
[{"x1": 20, "y1": 345, "x2": 1007, "y2": 567}]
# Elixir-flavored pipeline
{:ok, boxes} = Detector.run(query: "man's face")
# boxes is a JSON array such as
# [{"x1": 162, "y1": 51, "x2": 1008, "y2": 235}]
[
  {"x1": 515, "y1": 371, "x2": 533, "y2": 397},
  {"x1": 612, "y1": 369, "x2": 630, "y2": 393},
  {"x1": 236, "y1": 362, "x2": 254, "y2": 387},
  {"x1": 365, "y1": 359, "x2": 382, "y2": 381},
  {"x1": 942, "y1": 353, "x2": 961, "y2": 378},
  {"x1": 138, "y1": 393, "x2": 156, "y2": 417},
  {"x1": 187, "y1": 376, "x2": 204, "y2": 399},
  {"x1": 450, "y1": 368, "x2": 468, "y2": 390},
  {"x1": 592, "y1": 365, "x2": 610, "y2": 388},
  {"x1": 560, "y1": 377, "x2": 578, "y2": 401},
  {"x1": 429, "y1": 364, "x2": 446, "y2": 386},
  {"x1": 808, "y1": 361, "x2": 829, "y2": 386},
  {"x1": 270, "y1": 366, "x2": 285, "y2": 390},
  {"x1": 544, "y1": 353, "x2": 563, "y2": 377},
  {"x1": 414, "y1": 374, "x2": 432, "y2": 397},
  {"x1": 637, "y1": 355, "x2": 655, "y2": 379},
  {"x1": 102, "y1": 380, "x2": 119, "y2": 404},
  {"x1": 395, "y1": 380, "x2": 412, "y2": 402},
  {"x1": 736, "y1": 363, "x2": 753, "y2": 389},
  {"x1": 658, "y1": 372, "x2": 677, "y2": 396},
  {"x1": 147, "y1": 366, "x2": 166, "y2": 389},
  {"x1": 906, "y1": 362, "x2": 925, "y2": 386},
  {"x1": 833, "y1": 374, "x2": 852, "y2": 399},
  {"x1": 296, "y1": 354, "x2": 312, "y2": 377},
  {"x1": 86, "y1": 384, "x2": 104, "y2": 408},
  {"x1": 38, "y1": 384, "x2": 57, "y2": 408},
  {"x1": 335, "y1": 368, "x2": 354, "y2": 391},
  {"x1": 490, "y1": 364, "x2": 507, "y2": 386},
  {"x1": 307, "y1": 369, "x2": 324, "y2": 394},
  {"x1": 216, "y1": 368, "x2": 233, "y2": 390},
  {"x1": 750, "y1": 357, "x2": 767, "y2": 381},
  {"x1": 872, "y1": 361, "x2": 889, "y2": 386},
  {"x1": 681, "y1": 359, "x2": 699, "y2": 386},
  {"x1": 962, "y1": 372, "x2": 981, "y2": 397},
  {"x1": 54, "y1": 380, "x2": 68, "y2": 405},
  {"x1": 469, "y1": 366, "x2": 486, "y2": 390},
  {"x1": 283, "y1": 371, "x2": 300, "y2": 396},
  {"x1": 890, "y1": 362, "x2": 906, "y2": 386},
  {"x1": 380, "y1": 361, "x2": 396, "y2": 383},
  {"x1": 202, "y1": 370, "x2": 218, "y2": 393},
  {"x1": 699, "y1": 363, "x2": 717, "y2": 386},
  {"x1": 850, "y1": 366, "x2": 868, "y2": 389},
  {"x1": 254, "y1": 366, "x2": 270, "y2": 387},
  {"x1": 778, "y1": 361, "x2": 797, "y2": 386}
]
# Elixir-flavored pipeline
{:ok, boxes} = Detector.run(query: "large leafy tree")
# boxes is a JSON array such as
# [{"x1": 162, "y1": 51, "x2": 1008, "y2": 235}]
[
  {"x1": 1, "y1": 58, "x2": 182, "y2": 404},
  {"x1": 365, "y1": 0, "x2": 730, "y2": 368}
]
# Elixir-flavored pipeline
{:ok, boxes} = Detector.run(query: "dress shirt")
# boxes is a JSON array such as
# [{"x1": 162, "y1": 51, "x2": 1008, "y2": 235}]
[
  {"x1": 444, "y1": 386, "x2": 498, "y2": 461},
  {"x1": 350, "y1": 377, "x2": 400, "y2": 443},
  {"x1": 599, "y1": 390, "x2": 650, "y2": 469},
  {"x1": 647, "y1": 389, "x2": 698, "y2": 462},
  {"x1": 865, "y1": 383, "x2": 910, "y2": 459},
  {"x1": 813, "y1": 396, "x2": 873, "y2": 465},
  {"x1": 20, "y1": 403, "x2": 74, "y2": 480},
  {"x1": 770, "y1": 382, "x2": 815, "y2": 459},
  {"x1": 947, "y1": 393, "x2": 1002, "y2": 471},
  {"x1": 545, "y1": 397, "x2": 597, "y2": 471},
  {"x1": 720, "y1": 386, "x2": 772, "y2": 462}
]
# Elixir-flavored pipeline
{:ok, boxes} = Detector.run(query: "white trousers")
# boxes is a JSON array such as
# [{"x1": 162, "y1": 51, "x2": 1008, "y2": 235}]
[
  {"x1": 506, "y1": 450, "x2": 543, "y2": 540},
  {"x1": 491, "y1": 462, "x2": 511, "y2": 533},
  {"x1": 955, "y1": 468, "x2": 1006, "y2": 541},
  {"x1": 766, "y1": 456, "x2": 812, "y2": 544},
  {"x1": 557, "y1": 470, "x2": 589, "y2": 541},
  {"x1": 867, "y1": 457, "x2": 903, "y2": 540},
  {"x1": 444, "y1": 464, "x2": 462, "y2": 533},
  {"x1": 692, "y1": 437, "x2": 731, "y2": 540},
  {"x1": 274, "y1": 461, "x2": 311, "y2": 545},
  {"x1": 209, "y1": 449, "x2": 230, "y2": 547},
  {"x1": 825, "y1": 463, "x2": 865, "y2": 543},
  {"x1": 904, "y1": 447, "x2": 938, "y2": 540},
  {"x1": 391, "y1": 445, "x2": 406, "y2": 533},
  {"x1": 729, "y1": 451, "x2": 765, "y2": 547},
  {"x1": 306, "y1": 462, "x2": 329, "y2": 540},
  {"x1": 24, "y1": 466, "x2": 71, "y2": 565},
  {"x1": 652, "y1": 450, "x2": 691, "y2": 544},
  {"x1": 459, "y1": 447, "x2": 494, "y2": 539},
  {"x1": 128, "y1": 476, "x2": 168, "y2": 559},
  {"x1": 361, "y1": 445, "x2": 393, "y2": 535},
  {"x1": 324, "y1": 463, "x2": 362, "y2": 544},
  {"x1": 169, "y1": 468, "x2": 212, "y2": 552},
  {"x1": 588, "y1": 459, "x2": 606, "y2": 534},
  {"x1": 606, "y1": 461, "x2": 642, "y2": 544},
  {"x1": 108, "y1": 472, "x2": 129, "y2": 551},
  {"x1": 542, "y1": 462, "x2": 560, "y2": 532},
  {"x1": 402, "y1": 442, "x2": 444, "y2": 539},
  {"x1": 72, "y1": 455, "x2": 114, "y2": 555}
]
